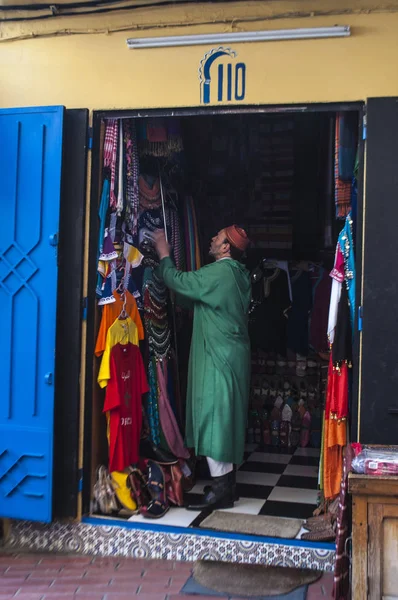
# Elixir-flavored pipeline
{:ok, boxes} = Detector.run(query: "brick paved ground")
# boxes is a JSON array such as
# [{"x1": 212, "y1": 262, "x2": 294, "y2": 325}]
[{"x1": 0, "y1": 553, "x2": 333, "y2": 599}]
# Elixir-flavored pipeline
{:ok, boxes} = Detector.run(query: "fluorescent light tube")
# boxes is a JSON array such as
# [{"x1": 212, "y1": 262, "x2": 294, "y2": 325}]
[{"x1": 127, "y1": 26, "x2": 350, "y2": 49}]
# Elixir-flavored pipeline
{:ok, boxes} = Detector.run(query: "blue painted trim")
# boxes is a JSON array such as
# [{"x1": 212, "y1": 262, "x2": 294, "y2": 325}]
[
  {"x1": 0, "y1": 106, "x2": 64, "y2": 115},
  {"x1": 82, "y1": 516, "x2": 335, "y2": 551}
]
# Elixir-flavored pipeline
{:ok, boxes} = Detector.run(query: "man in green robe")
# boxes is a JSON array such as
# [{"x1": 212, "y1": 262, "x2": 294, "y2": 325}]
[{"x1": 153, "y1": 225, "x2": 251, "y2": 510}]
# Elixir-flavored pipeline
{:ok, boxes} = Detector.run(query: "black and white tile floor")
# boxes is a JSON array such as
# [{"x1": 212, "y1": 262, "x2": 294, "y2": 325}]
[{"x1": 127, "y1": 445, "x2": 320, "y2": 536}]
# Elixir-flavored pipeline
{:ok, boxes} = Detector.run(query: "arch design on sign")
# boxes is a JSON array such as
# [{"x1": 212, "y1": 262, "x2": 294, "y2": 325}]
[{"x1": 199, "y1": 47, "x2": 246, "y2": 105}]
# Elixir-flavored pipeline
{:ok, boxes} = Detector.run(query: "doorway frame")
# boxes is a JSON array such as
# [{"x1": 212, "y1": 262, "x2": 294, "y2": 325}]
[{"x1": 82, "y1": 100, "x2": 365, "y2": 516}]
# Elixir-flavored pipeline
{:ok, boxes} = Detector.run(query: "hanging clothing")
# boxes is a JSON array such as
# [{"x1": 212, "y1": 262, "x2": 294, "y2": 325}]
[
  {"x1": 328, "y1": 245, "x2": 345, "y2": 345},
  {"x1": 334, "y1": 114, "x2": 354, "y2": 219},
  {"x1": 116, "y1": 120, "x2": 124, "y2": 216},
  {"x1": 103, "y1": 119, "x2": 118, "y2": 211},
  {"x1": 157, "y1": 360, "x2": 189, "y2": 459},
  {"x1": 103, "y1": 343, "x2": 149, "y2": 471},
  {"x1": 287, "y1": 270, "x2": 313, "y2": 355},
  {"x1": 95, "y1": 290, "x2": 144, "y2": 356},
  {"x1": 249, "y1": 268, "x2": 291, "y2": 355},
  {"x1": 158, "y1": 256, "x2": 251, "y2": 465},
  {"x1": 338, "y1": 214, "x2": 356, "y2": 334},
  {"x1": 98, "y1": 317, "x2": 139, "y2": 388},
  {"x1": 323, "y1": 286, "x2": 351, "y2": 500}
]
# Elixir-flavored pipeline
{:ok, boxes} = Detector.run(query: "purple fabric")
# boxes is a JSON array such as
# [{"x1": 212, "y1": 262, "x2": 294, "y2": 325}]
[{"x1": 157, "y1": 360, "x2": 189, "y2": 459}]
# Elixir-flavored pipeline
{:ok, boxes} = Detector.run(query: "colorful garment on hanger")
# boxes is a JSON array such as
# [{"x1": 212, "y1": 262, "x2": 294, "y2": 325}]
[
  {"x1": 103, "y1": 119, "x2": 118, "y2": 211},
  {"x1": 98, "y1": 317, "x2": 139, "y2": 388},
  {"x1": 338, "y1": 213, "x2": 356, "y2": 334},
  {"x1": 334, "y1": 114, "x2": 353, "y2": 219},
  {"x1": 323, "y1": 286, "x2": 351, "y2": 500},
  {"x1": 103, "y1": 343, "x2": 149, "y2": 471},
  {"x1": 157, "y1": 359, "x2": 189, "y2": 459},
  {"x1": 95, "y1": 290, "x2": 144, "y2": 356},
  {"x1": 328, "y1": 245, "x2": 344, "y2": 345}
]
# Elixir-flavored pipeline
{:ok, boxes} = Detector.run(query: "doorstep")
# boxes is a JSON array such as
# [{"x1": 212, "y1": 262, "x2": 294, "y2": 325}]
[{"x1": 4, "y1": 517, "x2": 335, "y2": 572}]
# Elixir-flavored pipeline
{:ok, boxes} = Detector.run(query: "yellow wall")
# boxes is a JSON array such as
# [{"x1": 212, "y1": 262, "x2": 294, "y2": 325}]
[{"x1": 1, "y1": 7, "x2": 398, "y2": 110}]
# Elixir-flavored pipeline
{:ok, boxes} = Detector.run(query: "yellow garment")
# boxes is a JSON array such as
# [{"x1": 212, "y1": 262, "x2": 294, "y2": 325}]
[
  {"x1": 98, "y1": 317, "x2": 138, "y2": 388},
  {"x1": 110, "y1": 471, "x2": 137, "y2": 512},
  {"x1": 123, "y1": 243, "x2": 144, "y2": 268}
]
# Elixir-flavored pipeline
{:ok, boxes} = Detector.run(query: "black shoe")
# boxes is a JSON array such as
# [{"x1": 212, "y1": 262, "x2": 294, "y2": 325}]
[
  {"x1": 187, "y1": 472, "x2": 235, "y2": 511},
  {"x1": 203, "y1": 468, "x2": 239, "y2": 501},
  {"x1": 139, "y1": 438, "x2": 178, "y2": 465}
]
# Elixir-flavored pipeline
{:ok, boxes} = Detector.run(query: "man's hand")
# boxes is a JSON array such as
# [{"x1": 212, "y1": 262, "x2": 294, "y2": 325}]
[{"x1": 150, "y1": 229, "x2": 171, "y2": 260}]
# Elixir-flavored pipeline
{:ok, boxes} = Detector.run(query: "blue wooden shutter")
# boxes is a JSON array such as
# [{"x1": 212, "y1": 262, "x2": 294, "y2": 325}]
[{"x1": 0, "y1": 106, "x2": 64, "y2": 522}]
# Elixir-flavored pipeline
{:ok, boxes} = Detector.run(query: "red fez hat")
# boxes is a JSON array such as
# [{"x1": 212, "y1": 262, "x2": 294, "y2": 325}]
[{"x1": 225, "y1": 225, "x2": 250, "y2": 252}]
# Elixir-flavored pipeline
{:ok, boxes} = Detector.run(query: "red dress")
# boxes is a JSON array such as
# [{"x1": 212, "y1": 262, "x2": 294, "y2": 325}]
[{"x1": 103, "y1": 343, "x2": 149, "y2": 472}]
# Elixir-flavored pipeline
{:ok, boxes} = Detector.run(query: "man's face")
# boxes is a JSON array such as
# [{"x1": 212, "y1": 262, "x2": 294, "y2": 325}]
[{"x1": 209, "y1": 229, "x2": 229, "y2": 259}]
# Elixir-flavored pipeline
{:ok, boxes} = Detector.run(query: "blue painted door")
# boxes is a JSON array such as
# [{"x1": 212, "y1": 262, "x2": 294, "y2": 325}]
[{"x1": 0, "y1": 106, "x2": 64, "y2": 522}]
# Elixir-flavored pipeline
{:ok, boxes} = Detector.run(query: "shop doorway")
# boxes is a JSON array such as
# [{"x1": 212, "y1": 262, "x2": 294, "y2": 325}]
[{"x1": 82, "y1": 103, "x2": 363, "y2": 540}]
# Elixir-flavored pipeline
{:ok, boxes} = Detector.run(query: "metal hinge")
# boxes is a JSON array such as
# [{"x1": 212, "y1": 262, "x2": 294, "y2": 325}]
[
  {"x1": 78, "y1": 468, "x2": 83, "y2": 493},
  {"x1": 358, "y1": 305, "x2": 363, "y2": 332},
  {"x1": 88, "y1": 126, "x2": 93, "y2": 150},
  {"x1": 82, "y1": 297, "x2": 88, "y2": 321}
]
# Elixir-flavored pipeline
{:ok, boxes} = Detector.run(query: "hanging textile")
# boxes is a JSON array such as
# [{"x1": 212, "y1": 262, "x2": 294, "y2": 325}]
[
  {"x1": 338, "y1": 213, "x2": 356, "y2": 334},
  {"x1": 157, "y1": 359, "x2": 189, "y2": 459},
  {"x1": 95, "y1": 290, "x2": 144, "y2": 356},
  {"x1": 334, "y1": 115, "x2": 352, "y2": 219},
  {"x1": 323, "y1": 285, "x2": 352, "y2": 500},
  {"x1": 165, "y1": 205, "x2": 185, "y2": 271},
  {"x1": 103, "y1": 119, "x2": 118, "y2": 211},
  {"x1": 147, "y1": 357, "x2": 161, "y2": 445},
  {"x1": 124, "y1": 119, "x2": 140, "y2": 240},
  {"x1": 103, "y1": 343, "x2": 149, "y2": 471},
  {"x1": 98, "y1": 317, "x2": 139, "y2": 388}
]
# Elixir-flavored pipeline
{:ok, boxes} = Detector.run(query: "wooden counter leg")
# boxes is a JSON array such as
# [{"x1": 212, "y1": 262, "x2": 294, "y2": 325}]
[{"x1": 352, "y1": 495, "x2": 368, "y2": 600}]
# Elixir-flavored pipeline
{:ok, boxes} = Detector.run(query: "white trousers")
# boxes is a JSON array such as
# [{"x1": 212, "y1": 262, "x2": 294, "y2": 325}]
[{"x1": 206, "y1": 457, "x2": 233, "y2": 477}]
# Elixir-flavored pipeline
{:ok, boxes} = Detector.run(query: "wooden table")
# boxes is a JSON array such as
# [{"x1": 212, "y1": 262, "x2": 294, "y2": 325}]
[{"x1": 349, "y1": 474, "x2": 398, "y2": 600}]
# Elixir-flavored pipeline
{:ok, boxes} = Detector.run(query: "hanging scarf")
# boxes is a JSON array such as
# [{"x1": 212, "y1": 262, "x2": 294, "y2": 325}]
[
  {"x1": 338, "y1": 214, "x2": 356, "y2": 335},
  {"x1": 103, "y1": 119, "x2": 118, "y2": 211},
  {"x1": 334, "y1": 115, "x2": 352, "y2": 220},
  {"x1": 147, "y1": 357, "x2": 160, "y2": 445},
  {"x1": 116, "y1": 120, "x2": 124, "y2": 216},
  {"x1": 157, "y1": 359, "x2": 189, "y2": 459},
  {"x1": 124, "y1": 119, "x2": 140, "y2": 239}
]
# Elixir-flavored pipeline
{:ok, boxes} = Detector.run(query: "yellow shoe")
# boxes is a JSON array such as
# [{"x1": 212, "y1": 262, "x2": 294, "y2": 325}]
[{"x1": 110, "y1": 470, "x2": 137, "y2": 513}]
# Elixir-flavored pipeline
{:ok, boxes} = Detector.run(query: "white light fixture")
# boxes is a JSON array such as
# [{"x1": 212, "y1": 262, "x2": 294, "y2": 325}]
[{"x1": 127, "y1": 26, "x2": 350, "y2": 49}]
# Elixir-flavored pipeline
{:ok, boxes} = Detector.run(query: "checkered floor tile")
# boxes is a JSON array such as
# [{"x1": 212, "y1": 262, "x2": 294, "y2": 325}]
[{"x1": 127, "y1": 445, "x2": 321, "y2": 536}]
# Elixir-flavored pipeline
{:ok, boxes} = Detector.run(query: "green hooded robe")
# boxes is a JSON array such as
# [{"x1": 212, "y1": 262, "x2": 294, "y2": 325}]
[{"x1": 158, "y1": 256, "x2": 251, "y2": 465}]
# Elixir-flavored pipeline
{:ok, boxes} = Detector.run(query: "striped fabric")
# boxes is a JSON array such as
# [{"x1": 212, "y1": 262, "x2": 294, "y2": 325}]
[
  {"x1": 334, "y1": 115, "x2": 352, "y2": 220},
  {"x1": 103, "y1": 119, "x2": 118, "y2": 210}
]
